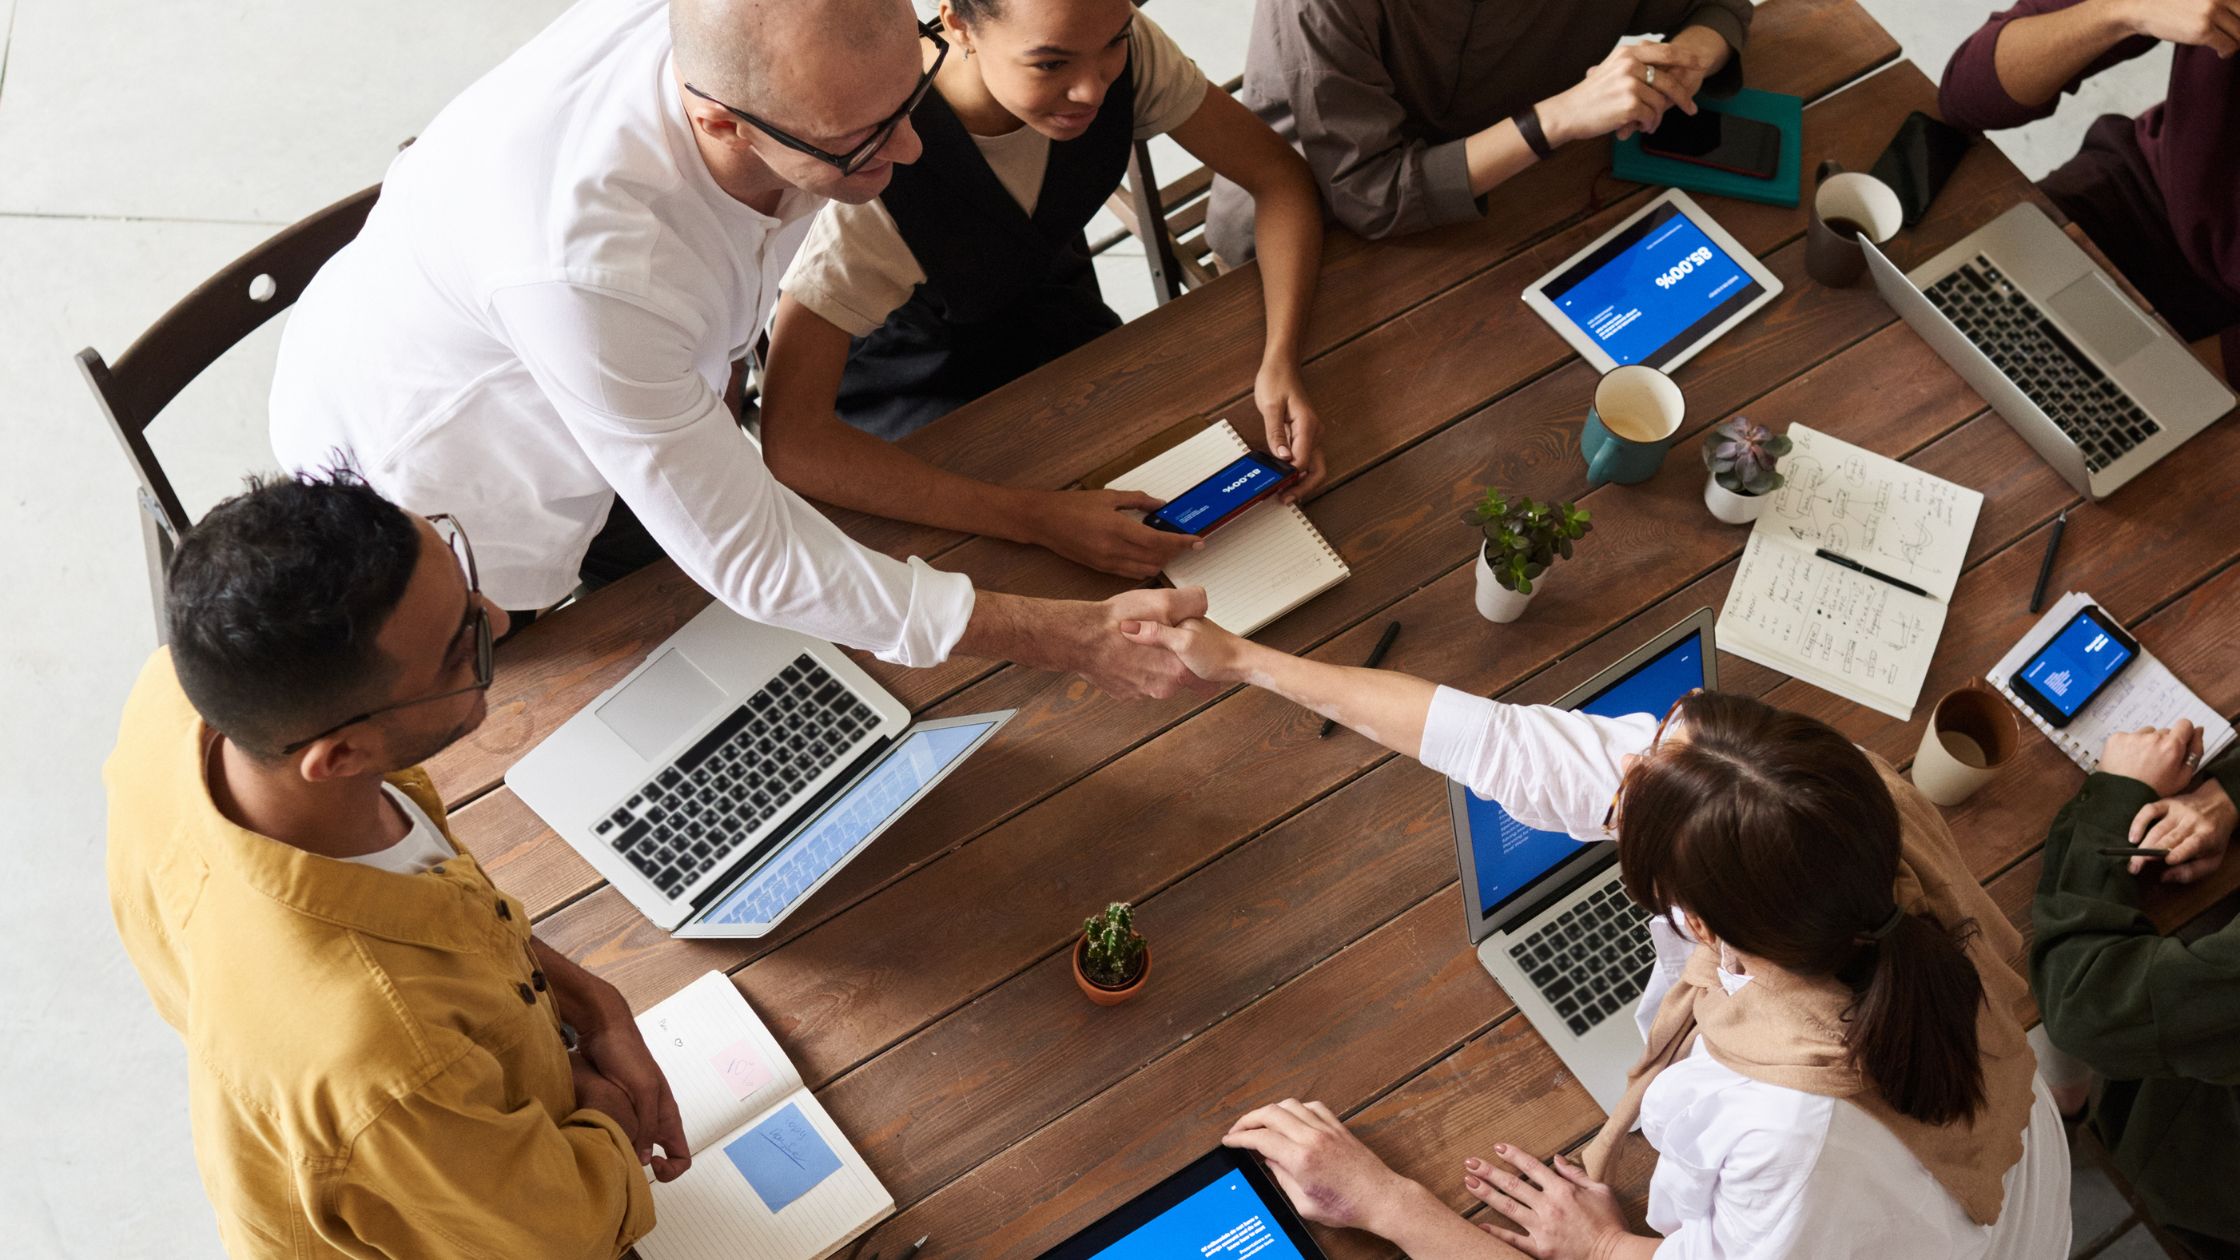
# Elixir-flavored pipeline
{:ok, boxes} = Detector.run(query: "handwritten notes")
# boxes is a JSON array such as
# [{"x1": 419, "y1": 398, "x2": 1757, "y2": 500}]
[
  {"x1": 726, "y1": 1103, "x2": 844, "y2": 1213},
  {"x1": 1716, "y1": 427, "x2": 1981, "y2": 721}
]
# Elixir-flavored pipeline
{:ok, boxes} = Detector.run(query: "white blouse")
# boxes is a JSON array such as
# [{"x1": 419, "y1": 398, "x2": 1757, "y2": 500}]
[{"x1": 1418, "y1": 687, "x2": 2072, "y2": 1259}]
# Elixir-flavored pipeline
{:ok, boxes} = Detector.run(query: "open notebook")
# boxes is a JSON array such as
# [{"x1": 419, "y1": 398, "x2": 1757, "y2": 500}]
[
  {"x1": 632, "y1": 972, "x2": 892, "y2": 1260},
  {"x1": 1716, "y1": 425, "x2": 1984, "y2": 721},
  {"x1": 1092, "y1": 418, "x2": 1349, "y2": 636},
  {"x1": 1986, "y1": 591, "x2": 2236, "y2": 773}
]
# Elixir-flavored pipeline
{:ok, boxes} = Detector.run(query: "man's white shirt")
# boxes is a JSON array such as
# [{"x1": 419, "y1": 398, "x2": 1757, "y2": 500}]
[{"x1": 270, "y1": 0, "x2": 973, "y2": 666}]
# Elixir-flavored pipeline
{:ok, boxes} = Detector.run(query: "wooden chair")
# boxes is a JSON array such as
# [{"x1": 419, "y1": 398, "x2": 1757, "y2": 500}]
[
  {"x1": 1095, "y1": 71, "x2": 1244, "y2": 305},
  {"x1": 75, "y1": 182, "x2": 380, "y2": 641}
]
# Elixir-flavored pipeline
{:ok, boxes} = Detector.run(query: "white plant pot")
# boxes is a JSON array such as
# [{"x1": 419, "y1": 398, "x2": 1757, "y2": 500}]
[
  {"x1": 1703, "y1": 475, "x2": 1769, "y2": 525},
  {"x1": 1474, "y1": 550, "x2": 1537, "y2": 623}
]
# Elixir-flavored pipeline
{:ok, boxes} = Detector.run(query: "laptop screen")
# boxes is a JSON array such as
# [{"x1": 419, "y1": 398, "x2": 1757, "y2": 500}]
[
  {"x1": 694, "y1": 719, "x2": 1000, "y2": 928},
  {"x1": 1461, "y1": 630, "x2": 1707, "y2": 918}
]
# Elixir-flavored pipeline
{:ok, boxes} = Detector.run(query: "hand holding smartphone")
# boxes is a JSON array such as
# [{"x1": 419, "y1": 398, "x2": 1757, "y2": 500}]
[
  {"x1": 1143, "y1": 451, "x2": 1300, "y2": 537},
  {"x1": 1640, "y1": 109, "x2": 1782, "y2": 180}
]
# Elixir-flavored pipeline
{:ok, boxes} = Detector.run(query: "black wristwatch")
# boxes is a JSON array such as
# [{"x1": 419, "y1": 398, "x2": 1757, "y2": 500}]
[{"x1": 1513, "y1": 106, "x2": 1556, "y2": 161}]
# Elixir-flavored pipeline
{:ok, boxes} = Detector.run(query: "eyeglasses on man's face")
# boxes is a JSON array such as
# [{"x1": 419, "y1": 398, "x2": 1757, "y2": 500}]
[
  {"x1": 684, "y1": 18, "x2": 947, "y2": 176},
  {"x1": 279, "y1": 515, "x2": 495, "y2": 756}
]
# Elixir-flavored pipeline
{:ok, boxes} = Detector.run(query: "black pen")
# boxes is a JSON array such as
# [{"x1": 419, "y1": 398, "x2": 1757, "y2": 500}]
[
  {"x1": 2097, "y1": 847, "x2": 2170, "y2": 861},
  {"x1": 868, "y1": 1237, "x2": 928, "y2": 1260},
  {"x1": 1321, "y1": 620, "x2": 1402, "y2": 738},
  {"x1": 1815, "y1": 549, "x2": 1930, "y2": 598},
  {"x1": 2029, "y1": 509, "x2": 2068, "y2": 614}
]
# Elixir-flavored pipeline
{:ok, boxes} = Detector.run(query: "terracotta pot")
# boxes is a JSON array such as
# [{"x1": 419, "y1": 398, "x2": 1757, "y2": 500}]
[
  {"x1": 1473, "y1": 549, "x2": 1536, "y2": 623},
  {"x1": 1703, "y1": 474, "x2": 1769, "y2": 525},
  {"x1": 1073, "y1": 937, "x2": 1151, "y2": 1006}
]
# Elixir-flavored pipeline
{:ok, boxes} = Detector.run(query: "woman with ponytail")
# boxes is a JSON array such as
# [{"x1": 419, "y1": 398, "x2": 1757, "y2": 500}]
[{"x1": 1121, "y1": 617, "x2": 2072, "y2": 1258}]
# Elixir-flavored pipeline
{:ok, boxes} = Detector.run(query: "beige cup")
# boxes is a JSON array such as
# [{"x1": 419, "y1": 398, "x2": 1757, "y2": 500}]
[{"x1": 1910, "y1": 684, "x2": 2022, "y2": 807}]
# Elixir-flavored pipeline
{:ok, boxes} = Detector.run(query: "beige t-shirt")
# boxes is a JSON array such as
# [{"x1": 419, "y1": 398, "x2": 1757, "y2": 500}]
[{"x1": 782, "y1": 11, "x2": 1209, "y2": 336}]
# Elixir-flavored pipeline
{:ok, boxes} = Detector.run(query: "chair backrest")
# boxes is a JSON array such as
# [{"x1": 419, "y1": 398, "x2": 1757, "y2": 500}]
[
  {"x1": 1100, "y1": 73, "x2": 1242, "y2": 306},
  {"x1": 74, "y1": 182, "x2": 379, "y2": 637}
]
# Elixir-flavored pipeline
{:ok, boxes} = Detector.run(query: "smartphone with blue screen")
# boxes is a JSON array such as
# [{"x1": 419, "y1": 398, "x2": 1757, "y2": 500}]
[
  {"x1": 2010, "y1": 605, "x2": 2139, "y2": 728},
  {"x1": 1143, "y1": 450, "x2": 1299, "y2": 537}
]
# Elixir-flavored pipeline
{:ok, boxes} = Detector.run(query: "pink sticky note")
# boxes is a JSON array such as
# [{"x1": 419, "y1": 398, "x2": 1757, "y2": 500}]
[{"x1": 711, "y1": 1041, "x2": 774, "y2": 1100}]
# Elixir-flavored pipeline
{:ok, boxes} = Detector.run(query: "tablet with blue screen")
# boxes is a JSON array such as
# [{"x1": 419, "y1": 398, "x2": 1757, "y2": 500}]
[
  {"x1": 1522, "y1": 191, "x2": 1782, "y2": 373},
  {"x1": 1036, "y1": 1148, "x2": 1328, "y2": 1260}
]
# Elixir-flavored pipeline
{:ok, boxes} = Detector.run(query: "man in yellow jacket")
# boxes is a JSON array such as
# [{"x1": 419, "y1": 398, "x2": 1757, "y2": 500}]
[{"x1": 105, "y1": 473, "x2": 687, "y2": 1257}]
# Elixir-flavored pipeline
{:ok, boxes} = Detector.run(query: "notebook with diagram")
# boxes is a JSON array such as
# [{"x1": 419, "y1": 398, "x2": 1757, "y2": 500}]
[
  {"x1": 1716, "y1": 425, "x2": 1984, "y2": 721},
  {"x1": 632, "y1": 972, "x2": 892, "y2": 1260},
  {"x1": 1083, "y1": 416, "x2": 1349, "y2": 637},
  {"x1": 1985, "y1": 591, "x2": 2236, "y2": 773}
]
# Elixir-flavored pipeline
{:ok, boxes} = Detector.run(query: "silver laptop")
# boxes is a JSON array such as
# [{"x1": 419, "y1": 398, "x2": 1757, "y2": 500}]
[
  {"x1": 508, "y1": 603, "x2": 1011, "y2": 937},
  {"x1": 1864, "y1": 202, "x2": 2233, "y2": 499},
  {"x1": 1446, "y1": 610, "x2": 1713, "y2": 1111}
]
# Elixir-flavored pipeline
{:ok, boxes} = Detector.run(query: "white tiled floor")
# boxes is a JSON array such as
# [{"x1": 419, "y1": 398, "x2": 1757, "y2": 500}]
[{"x1": 0, "y1": 2, "x2": 2174, "y2": 1256}]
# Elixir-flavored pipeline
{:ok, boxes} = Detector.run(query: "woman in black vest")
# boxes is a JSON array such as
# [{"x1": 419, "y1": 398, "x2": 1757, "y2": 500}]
[{"x1": 760, "y1": 0, "x2": 1327, "y2": 580}]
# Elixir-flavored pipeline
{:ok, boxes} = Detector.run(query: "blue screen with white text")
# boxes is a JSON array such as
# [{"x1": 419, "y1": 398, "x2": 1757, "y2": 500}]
[
  {"x1": 1465, "y1": 633, "x2": 1706, "y2": 917},
  {"x1": 1149, "y1": 454, "x2": 1285, "y2": 534},
  {"x1": 1085, "y1": 1167, "x2": 1308, "y2": 1260},
  {"x1": 2020, "y1": 613, "x2": 2133, "y2": 718},
  {"x1": 1547, "y1": 204, "x2": 1758, "y2": 366}
]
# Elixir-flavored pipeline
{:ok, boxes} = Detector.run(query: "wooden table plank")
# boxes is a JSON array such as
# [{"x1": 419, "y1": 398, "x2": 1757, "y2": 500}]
[
  {"x1": 458, "y1": 59, "x2": 2005, "y2": 933},
  {"x1": 423, "y1": 0, "x2": 1905, "y2": 808}
]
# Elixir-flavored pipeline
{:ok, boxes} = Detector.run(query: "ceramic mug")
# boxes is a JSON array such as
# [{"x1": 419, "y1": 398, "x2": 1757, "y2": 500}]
[
  {"x1": 1807, "y1": 159, "x2": 1904, "y2": 287},
  {"x1": 1581, "y1": 365, "x2": 1686, "y2": 487},
  {"x1": 1910, "y1": 683, "x2": 2021, "y2": 807}
]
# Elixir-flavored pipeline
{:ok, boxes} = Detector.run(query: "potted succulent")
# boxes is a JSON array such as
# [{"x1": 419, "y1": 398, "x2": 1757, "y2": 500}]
[
  {"x1": 1701, "y1": 416, "x2": 1791, "y2": 525},
  {"x1": 1461, "y1": 489, "x2": 1592, "y2": 623},
  {"x1": 1073, "y1": 902, "x2": 1150, "y2": 1006}
]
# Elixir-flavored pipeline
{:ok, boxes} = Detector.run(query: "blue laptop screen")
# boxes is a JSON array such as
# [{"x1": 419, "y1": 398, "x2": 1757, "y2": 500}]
[
  {"x1": 1462, "y1": 633, "x2": 1707, "y2": 917},
  {"x1": 696, "y1": 720, "x2": 997, "y2": 927}
]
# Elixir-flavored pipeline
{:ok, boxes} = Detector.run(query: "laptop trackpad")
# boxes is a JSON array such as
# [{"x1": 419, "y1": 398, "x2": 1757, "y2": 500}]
[
  {"x1": 598, "y1": 649, "x2": 725, "y2": 761},
  {"x1": 2049, "y1": 273, "x2": 2156, "y2": 366}
]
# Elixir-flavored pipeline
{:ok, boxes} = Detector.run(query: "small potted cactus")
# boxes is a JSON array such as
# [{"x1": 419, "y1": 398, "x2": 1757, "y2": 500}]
[
  {"x1": 1461, "y1": 489, "x2": 1592, "y2": 623},
  {"x1": 1073, "y1": 902, "x2": 1150, "y2": 1006},
  {"x1": 1701, "y1": 417, "x2": 1791, "y2": 525}
]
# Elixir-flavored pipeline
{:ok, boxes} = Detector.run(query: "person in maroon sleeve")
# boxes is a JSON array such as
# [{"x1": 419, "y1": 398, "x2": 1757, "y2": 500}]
[{"x1": 1939, "y1": 0, "x2": 2240, "y2": 384}]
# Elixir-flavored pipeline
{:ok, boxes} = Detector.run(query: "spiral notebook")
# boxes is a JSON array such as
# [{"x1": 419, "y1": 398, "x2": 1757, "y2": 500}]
[
  {"x1": 632, "y1": 973, "x2": 892, "y2": 1260},
  {"x1": 1715, "y1": 425, "x2": 1983, "y2": 721},
  {"x1": 1085, "y1": 417, "x2": 1349, "y2": 636},
  {"x1": 1985, "y1": 591, "x2": 2236, "y2": 773}
]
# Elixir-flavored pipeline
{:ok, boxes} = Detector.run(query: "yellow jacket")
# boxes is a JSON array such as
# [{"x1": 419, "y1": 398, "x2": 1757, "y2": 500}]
[{"x1": 104, "y1": 651, "x2": 654, "y2": 1258}]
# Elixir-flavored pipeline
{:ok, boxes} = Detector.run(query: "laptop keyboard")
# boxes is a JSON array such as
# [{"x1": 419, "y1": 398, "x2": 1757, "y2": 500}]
[
  {"x1": 1922, "y1": 256, "x2": 2159, "y2": 475},
  {"x1": 1513, "y1": 883, "x2": 1657, "y2": 1038},
  {"x1": 593, "y1": 654, "x2": 879, "y2": 899}
]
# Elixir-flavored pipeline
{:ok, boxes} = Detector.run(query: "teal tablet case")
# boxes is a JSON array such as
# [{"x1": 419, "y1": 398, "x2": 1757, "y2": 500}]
[{"x1": 1610, "y1": 88, "x2": 1804, "y2": 208}]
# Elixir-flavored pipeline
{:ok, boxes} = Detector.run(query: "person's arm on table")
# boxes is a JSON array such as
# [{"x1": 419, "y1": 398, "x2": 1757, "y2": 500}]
[
  {"x1": 1938, "y1": 0, "x2": 2225, "y2": 130},
  {"x1": 493, "y1": 284, "x2": 1207, "y2": 696},
  {"x1": 2033, "y1": 724, "x2": 2240, "y2": 1083},
  {"x1": 532, "y1": 939, "x2": 690, "y2": 1179},
  {"x1": 759, "y1": 295, "x2": 1199, "y2": 580},
  {"x1": 335, "y1": 1039, "x2": 655, "y2": 1260},
  {"x1": 1168, "y1": 88, "x2": 1326, "y2": 497}
]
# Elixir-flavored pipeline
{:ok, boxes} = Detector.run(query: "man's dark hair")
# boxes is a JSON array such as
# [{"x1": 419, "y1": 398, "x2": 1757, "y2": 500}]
[{"x1": 166, "y1": 472, "x2": 423, "y2": 760}]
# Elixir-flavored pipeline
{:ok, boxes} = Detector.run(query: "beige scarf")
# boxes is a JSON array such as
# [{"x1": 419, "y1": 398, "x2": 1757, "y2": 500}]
[{"x1": 1580, "y1": 756, "x2": 2039, "y2": 1226}]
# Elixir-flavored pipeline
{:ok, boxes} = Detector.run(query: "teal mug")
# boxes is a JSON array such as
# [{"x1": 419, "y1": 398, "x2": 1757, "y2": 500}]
[{"x1": 1581, "y1": 365, "x2": 1686, "y2": 487}]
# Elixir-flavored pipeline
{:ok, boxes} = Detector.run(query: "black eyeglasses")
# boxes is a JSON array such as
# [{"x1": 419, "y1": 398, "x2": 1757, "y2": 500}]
[
  {"x1": 684, "y1": 19, "x2": 948, "y2": 176},
  {"x1": 280, "y1": 515, "x2": 495, "y2": 755}
]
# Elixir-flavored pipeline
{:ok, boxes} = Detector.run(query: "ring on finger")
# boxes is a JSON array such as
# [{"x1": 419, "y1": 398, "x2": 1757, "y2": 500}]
[
  {"x1": 1644, "y1": 65, "x2": 1657, "y2": 87},
  {"x1": 2186, "y1": 752, "x2": 2202, "y2": 767}
]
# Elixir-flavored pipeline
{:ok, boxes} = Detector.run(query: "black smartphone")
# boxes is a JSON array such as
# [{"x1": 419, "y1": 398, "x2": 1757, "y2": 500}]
[
  {"x1": 1640, "y1": 109, "x2": 1782, "y2": 180},
  {"x1": 1142, "y1": 450, "x2": 1299, "y2": 537},
  {"x1": 2009, "y1": 604, "x2": 2140, "y2": 729},
  {"x1": 1869, "y1": 111, "x2": 1972, "y2": 227}
]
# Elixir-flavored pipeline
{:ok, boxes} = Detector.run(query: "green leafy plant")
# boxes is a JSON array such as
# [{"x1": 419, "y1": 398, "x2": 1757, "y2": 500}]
[
  {"x1": 1080, "y1": 902, "x2": 1146, "y2": 989},
  {"x1": 1460, "y1": 490, "x2": 1592, "y2": 595},
  {"x1": 1702, "y1": 416, "x2": 1792, "y2": 496}
]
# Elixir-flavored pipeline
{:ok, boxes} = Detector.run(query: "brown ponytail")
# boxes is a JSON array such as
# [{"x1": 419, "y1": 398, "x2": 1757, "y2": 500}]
[{"x1": 1616, "y1": 692, "x2": 1987, "y2": 1126}]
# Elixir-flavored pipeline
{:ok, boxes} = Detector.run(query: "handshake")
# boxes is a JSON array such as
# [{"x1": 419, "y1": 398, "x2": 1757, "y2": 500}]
[{"x1": 1014, "y1": 585, "x2": 1263, "y2": 701}]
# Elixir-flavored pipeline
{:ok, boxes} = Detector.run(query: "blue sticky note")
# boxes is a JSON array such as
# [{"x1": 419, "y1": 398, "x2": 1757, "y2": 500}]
[{"x1": 724, "y1": 1102, "x2": 843, "y2": 1213}]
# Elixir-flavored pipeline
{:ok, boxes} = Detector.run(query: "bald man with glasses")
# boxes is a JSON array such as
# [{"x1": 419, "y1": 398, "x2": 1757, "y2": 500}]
[{"x1": 270, "y1": 0, "x2": 1211, "y2": 702}]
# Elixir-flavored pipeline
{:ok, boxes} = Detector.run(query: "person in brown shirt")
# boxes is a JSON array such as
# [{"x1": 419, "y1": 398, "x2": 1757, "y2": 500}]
[{"x1": 1205, "y1": 0, "x2": 1752, "y2": 265}]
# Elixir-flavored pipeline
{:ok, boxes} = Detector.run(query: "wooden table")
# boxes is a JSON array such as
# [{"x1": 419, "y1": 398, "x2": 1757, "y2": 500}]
[{"x1": 427, "y1": 4, "x2": 2240, "y2": 1253}]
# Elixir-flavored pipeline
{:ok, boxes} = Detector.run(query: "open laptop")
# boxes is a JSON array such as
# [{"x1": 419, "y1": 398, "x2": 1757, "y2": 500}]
[
  {"x1": 1864, "y1": 202, "x2": 2233, "y2": 499},
  {"x1": 508, "y1": 603, "x2": 1011, "y2": 937},
  {"x1": 1446, "y1": 609, "x2": 1713, "y2": 1112}
]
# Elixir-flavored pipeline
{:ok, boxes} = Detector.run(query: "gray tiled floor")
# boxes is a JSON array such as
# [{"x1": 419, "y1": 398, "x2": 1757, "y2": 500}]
[{"x1": 0, "y1": 2, "x2": 2178, "y2": 1256}]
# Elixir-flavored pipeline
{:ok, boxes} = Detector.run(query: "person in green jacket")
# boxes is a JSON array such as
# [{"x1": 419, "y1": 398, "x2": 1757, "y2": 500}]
[{"x1": 2034, "y1": 719, "x2": 2240, "y2": 1258}]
